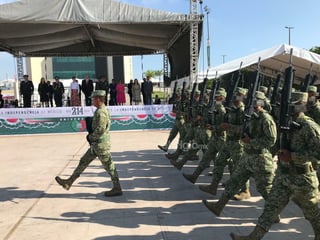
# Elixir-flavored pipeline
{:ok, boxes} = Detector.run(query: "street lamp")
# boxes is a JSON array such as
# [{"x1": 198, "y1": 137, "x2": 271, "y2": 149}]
[
  {"x1": 222, "y1": 54, "x2": 227, "y2": 64},
  {"x1": 204, "y1": 5, "x2": 210, "y2": 68},
  {"x1": 285, "y1": 26, "x2": 294, "y2": 45}
]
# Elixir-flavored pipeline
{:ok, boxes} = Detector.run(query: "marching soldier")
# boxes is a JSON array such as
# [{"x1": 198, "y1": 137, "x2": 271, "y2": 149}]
[
  {"x1": 231, "y1": 92, "x2": 320, "y2": 240},
  {"x1": 199, "y1": 87, "x2": 249, "y2": 199},
  {"x1": 158, "y1": 88, "x2": 185, "y2": 152},
  {"x1": 55, "y1": 90, "x2": 122, "y2": 197},
  {"x1": 203, "y1": 91, "x2": 277, "y2": 216},
  {"x1": 183, "y1": 88, "x2": 227, "y2": 183}
]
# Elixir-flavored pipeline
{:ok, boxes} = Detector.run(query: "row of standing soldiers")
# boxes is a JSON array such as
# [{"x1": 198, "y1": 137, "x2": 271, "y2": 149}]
[{"x1": 158, "y1": 84, "x2": 320, "y2": 240}]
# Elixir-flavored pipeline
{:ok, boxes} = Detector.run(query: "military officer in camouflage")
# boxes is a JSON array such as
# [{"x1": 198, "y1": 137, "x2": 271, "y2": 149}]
[
  {"x1": 199, "y1": 87, "x2": 248, "y2": 199},
  {"x1": 158, "y1": 88, "x2": 185, "y2": 152},
  {"x1": 55, "y1": 90, "x2": 122, "y2": 197},
  {"x1": 182, "y1": 88, "x2": 227, "y2": 183},
  {"x1": 203, "y1": 91, "x2": 277, "y2": 217},
  {"x1": 307, "y1": 85, "x2": 320, "y2": 124},
  {"x1": 231, "y1": 92, "x2": 320, "y2": 240}
]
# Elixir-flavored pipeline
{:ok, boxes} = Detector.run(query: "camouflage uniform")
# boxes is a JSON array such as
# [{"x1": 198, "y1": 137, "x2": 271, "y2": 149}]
[
  {"x1": 231, "y1": 92, "x2": 320, "y2": 240},
  {"x1": 158, "y1": 91, "x2": 185, "y2": 152},
  {"x1": 203, "y1": 91, "x2": 277, "y2": 217},
  {"x1": 55, "y1": 90, "x2": 122, "y2": 196},
  {"x1": 306, "y1": 85, "x2": 320, "y2": 187}
]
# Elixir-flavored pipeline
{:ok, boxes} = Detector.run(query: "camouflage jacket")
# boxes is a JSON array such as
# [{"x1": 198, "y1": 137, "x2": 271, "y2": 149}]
[
  {"x1": 243, "y1": 109, "x2": 277, "y2": 152},
  {"x1": 88, "y1": 104, "x2": 111, "y2": 154},
  {"x1": 288, "y1": 113, "x2": 320, "y2": 168},
  {"x1": 307, "y1": 101, "x2": 320, "y2": 125},
  {"x1": 225, "y1": 102, "x2": 245, "y2": 140}
]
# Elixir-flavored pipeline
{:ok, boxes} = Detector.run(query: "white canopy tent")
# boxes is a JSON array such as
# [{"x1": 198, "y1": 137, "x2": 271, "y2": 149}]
[
  {"x1": 198, "y1": 44, "x2": 320, "y2": 83},
  {"x1": 0, "y1": 0, "x2": 202, "y2": 80}
]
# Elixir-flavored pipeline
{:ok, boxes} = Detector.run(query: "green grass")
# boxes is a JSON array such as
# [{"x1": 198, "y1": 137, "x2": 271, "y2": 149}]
[{"x1": 152, "y1": 91, "x2": 166, "y2": 99}]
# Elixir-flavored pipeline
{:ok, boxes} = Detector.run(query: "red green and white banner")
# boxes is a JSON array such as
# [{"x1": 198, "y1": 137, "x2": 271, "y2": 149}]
[{"x1": 0, "y1": 105, "x2": 175, "y2": 135}]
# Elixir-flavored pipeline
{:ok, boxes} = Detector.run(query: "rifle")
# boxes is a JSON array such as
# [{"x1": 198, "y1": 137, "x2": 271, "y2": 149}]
[
  {"x1": 225, "y1": 61, "x2": 243, "y2": 109},
  {"x1": 279, "y1": 48, "x2": 295, "y2": 150},
  {"x1": 207, "y1": 78, "x2": 221, "y2": 125},
  {"x1": 181, "y1": 81, "x2": 186, "y2": 111},
  {"x1": 199, "y1": 77, "x2": 208, "y2": 106},
  {"x1": 189, "y1": 82, "x2": 197, "y2": 120},
  {"x1": 270, "y1": 71, "x2": 282, "y2": 119},
  {"x1": 172, "y1": 81, "x2": 178, "y2": 103},
  {"x1": 242, "y1": 57, "x2": 261, "y2": 137},
  {"x1": 300, "y1": 63, "x2": 313, "y2": 92}
]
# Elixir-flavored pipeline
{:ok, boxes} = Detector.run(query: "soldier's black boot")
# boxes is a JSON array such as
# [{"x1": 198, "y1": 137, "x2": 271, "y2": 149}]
[
  {"x1": 183, "y1": 166, "x2": 204, "y2": 184},
  {"x1": 230, "y1": 225, "x2": 267, "y2": 240},
  {"x1": 158, "y1": 140, "x2": 171, "y2": 152},
  {"x1": 171, "y1": 157, "x2": 187, "y2": 170},
  {"x1": 202, "y1": 193, "x2": 229, "y2": 216},
  {"x1": 105, "y1": 177, "x2": 123, "y2": 197},
  {"x1": 199, "y1": 179, "x2": 219, "y2": 195},
  {"x1": 55, "y1": 176, "x2": 76, "y2": 190}
]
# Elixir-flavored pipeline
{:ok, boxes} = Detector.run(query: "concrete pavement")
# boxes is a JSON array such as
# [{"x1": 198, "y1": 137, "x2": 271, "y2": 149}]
[{"x1": 0, "y1": 130, "x2": 315, "y2": 240}]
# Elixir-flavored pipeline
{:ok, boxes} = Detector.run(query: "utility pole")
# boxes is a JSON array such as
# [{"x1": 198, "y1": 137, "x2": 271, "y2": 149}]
[
  {"x1": 204, "y1": 5, "x2": 210, "y2": 69},
  {"x1": 222, "y1": 54, "x2": 227, "y2": 64},
  {"x1": 285, "y1": 26, "x2": 294, "y2": 45}
]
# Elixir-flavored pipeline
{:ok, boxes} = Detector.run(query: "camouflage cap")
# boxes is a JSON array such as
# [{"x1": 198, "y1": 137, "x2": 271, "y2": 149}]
[
  {"x1": 307, "y1": 85, "x2": 317, "y2": 93},
  {"x1": 291, "y1": 91, "x2": 308, "y2": 104},
  {"x1": 215, "y1": 89, "x2": 227, "y2": 97},
  {"x1": 259, "y1": 86, "x2": 268, "y2": 93},
  {"x1": 255, "y1": 91, "x2": 266, "y2": 100},
  {"x1": 187, "y1": 89, "x2": 192, "y2": 93},
  {"x1": 176, "y1": 88, "x2": 182, "y2": 95},
  {"x1": 195, "y1": 90, "x2": 201, "y2": 95},
  {"x1": 91, "y1": 90, "x2": 106, "y2": 97},
  {"x1": 236, "y1": 87, "x2": 247, "y2": 95}
]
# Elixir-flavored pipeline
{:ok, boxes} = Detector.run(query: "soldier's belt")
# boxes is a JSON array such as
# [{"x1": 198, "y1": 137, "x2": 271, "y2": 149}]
[{"x1": 280, "y1": 163, "x2": 314, "y2": 175}]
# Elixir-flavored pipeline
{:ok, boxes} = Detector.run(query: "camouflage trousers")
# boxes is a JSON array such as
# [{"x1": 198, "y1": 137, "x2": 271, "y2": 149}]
[
  {"x1": 184, "y1": 126, "x2": 211, "y2": 159},
  {"x1": 167, "y1": 117, "x2": 185, "y2": 143},
  {"x1": 198, "y1": 137, "x2": 225, "y2": 169},
  {"x1": 258, "y1": 166, "x2": 320, "y2": 236},
  {"x1": 211, "y1": 140, "x2": 249, "y2": 189},
  {"x1": 224, "y1": 150, "x2": 275, "y2": 199},
  {"x1": 71, "y1": 147, "x2": 118, "y2": 182}
]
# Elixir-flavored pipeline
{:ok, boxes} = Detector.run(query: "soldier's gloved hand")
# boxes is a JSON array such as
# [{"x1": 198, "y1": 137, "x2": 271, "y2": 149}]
[
  {"x1": 220, "y1": 122, "x2": 230, "y2": 130},
  {"x1": 278, "y1": 149, "x2": 292, "y2": 162},
  {"x1": 241, "y1": 134, "x2": 250, "y2": 144},
  {"x1": 86, "y1": 134, "x2": 92, "y2": 145}
]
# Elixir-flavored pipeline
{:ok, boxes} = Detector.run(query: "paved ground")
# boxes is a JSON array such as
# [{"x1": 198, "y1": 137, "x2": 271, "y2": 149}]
[{"x1": 0, "y1": 130, "x2": 316, "y2": 240}]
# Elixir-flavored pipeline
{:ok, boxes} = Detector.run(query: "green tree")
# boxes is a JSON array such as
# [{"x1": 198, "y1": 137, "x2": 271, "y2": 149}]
[
  {"x1": 144, "y1": 70, "x2": 155, "y2": 78},
  {"x1": 310, "y1": 46, "x2": 320, "y2": 54}
]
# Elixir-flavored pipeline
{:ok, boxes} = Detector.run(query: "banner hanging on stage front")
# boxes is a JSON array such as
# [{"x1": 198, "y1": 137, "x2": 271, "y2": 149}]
[{"x1": 0, "y1": 105, "x2": 175, "y2": 135}]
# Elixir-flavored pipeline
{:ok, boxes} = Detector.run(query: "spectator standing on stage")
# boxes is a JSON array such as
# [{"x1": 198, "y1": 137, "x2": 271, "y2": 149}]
[
  {"x1": 52, "y1": 76, "x2": 64, "y2": 107},
  {"x1": 95, "y1": 75, "x2": 109, "y2": 105},
  {"x1": 0, "y1": 89, "x2": 4, "y2": 108},
  {"x1": 81, "y1": 74, "x2": 94, "y2": 106},
  {"x1": 132, "y1": 79, "x2": 141, "y2": 105},
  {"x1": 38, "y1": 77, "x2": 49, "y2": 107},
  {"x1": 143, "y1": 76, "x2": 153, "y2": 105},
  {"x1": 127, "y1": 79, "x2": 133, "y2": 105},
  {"x1": 141, "y1": 78, "x2": 146, "y2": 105},
  {"x1": 47, "y1": 80, "x2": 54, "y2": 107},
  {"x1": 116, "y1": 80, "x2": 126, "y2": 105},
  {"x1": 20, "y1": 74, "x2": 34, "y2": 108},
  {"x1": 109, "y1": 79, "x2": 117, "y2": 105},
  {"x1": 70, "y1": 76, "x2": 81, "y2": 106}
]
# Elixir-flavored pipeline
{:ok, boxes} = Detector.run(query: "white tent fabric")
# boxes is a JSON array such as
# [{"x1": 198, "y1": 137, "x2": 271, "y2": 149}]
[
  {"x1": 198, "y1": 44, "x2": 320, "y2": 82},
  {"x1": 0, "y1": 0, "x2": 202, "y2": 79}
]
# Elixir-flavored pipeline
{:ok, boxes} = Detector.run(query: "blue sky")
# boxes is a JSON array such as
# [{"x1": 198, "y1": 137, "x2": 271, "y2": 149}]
[{"x1": 1, "y1": 0, "x2": 320, "y2": 80}]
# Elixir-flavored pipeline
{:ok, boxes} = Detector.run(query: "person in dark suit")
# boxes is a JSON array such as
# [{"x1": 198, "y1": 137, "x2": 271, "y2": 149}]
[
  {"x1": 20, "y1": 74, "x2": 34, "y2": 108},
  {"x1": 81, "y1": 75, "x2": 94, "y2": 106},
  {"x1": 52, "y1": 76, "x2": 64, "y2": 107},
  {"x1": 109, "y1": 79, "x2": 117, "y2": 106},
  {"x1": 141, "y1": 78, "x2": 146, "y2": 105},
  {"x1": 144, "y1": 76, "x2": 153, "y2": 105},
  {"x1": 0, "y1": 89, "x2": 4, "y2": 108},
  {"x1": 95, "y1": 75, "x2": 109, "y2": 105},
  {"x1": 47, "y1": 80, "x2": 54, "y2": 107}
]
